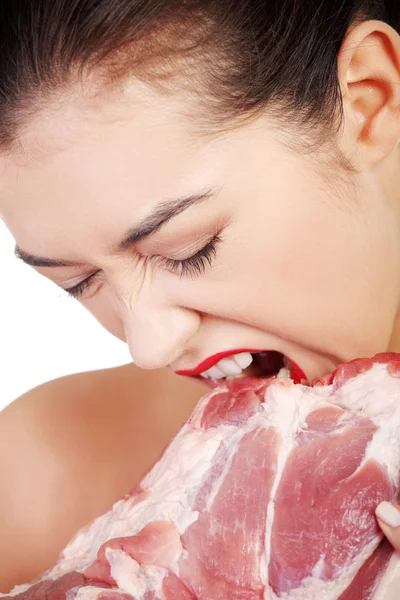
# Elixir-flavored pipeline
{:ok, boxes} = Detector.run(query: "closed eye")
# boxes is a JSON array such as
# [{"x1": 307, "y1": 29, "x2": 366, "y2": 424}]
[
  {"x1": 158, "y1": 233, "x2": 222, "y2": 278},
  {"x1": 63, "y1": 271, "x2": 101, "y2": 299},
  {"x1": 62, "y1": 233, "x2": 223, "y2": 299}
]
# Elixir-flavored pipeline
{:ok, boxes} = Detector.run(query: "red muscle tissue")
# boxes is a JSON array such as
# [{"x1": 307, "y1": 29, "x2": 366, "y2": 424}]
[{"x1": 2, "y1": 353, "x2": 400, "y2": 599}]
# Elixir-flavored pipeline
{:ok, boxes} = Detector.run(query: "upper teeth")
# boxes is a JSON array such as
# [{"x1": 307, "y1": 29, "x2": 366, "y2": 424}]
[{"x1": 200, "y1": 352, "x2": 253, "y2": 380}]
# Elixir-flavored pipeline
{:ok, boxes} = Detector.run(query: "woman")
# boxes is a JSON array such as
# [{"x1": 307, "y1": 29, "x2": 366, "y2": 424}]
[{"x1": 0, "y1": 0, "x2": 400, "y2": 593}]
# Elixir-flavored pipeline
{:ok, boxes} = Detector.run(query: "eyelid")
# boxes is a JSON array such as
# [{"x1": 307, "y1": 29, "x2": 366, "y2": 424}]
[
  {"x1": 163, "y1": 235, "x2": 217, "y2": 260},
  {"x1": 159, "y1": 232, "x2": 222, "y2": 278},
  {"x1": 63, "y1": 226, "x2": 225, "y2": 299},
  {"x1": 63, "y1": 270, "x2": 101, "y2": 299}
]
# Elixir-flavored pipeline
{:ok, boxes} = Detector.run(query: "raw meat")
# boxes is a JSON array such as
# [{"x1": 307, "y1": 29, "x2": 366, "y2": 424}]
[{"x1": 2, "y1": 353, "x2": 400, "y2": 599}]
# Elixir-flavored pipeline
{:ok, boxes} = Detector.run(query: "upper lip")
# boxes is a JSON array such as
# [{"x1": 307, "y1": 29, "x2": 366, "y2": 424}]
[{"x1": 175, "y1": 348, "x2": 266, "y2": 376}]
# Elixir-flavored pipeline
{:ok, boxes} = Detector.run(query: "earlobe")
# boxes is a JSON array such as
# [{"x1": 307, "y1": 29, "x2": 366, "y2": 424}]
[{"x1": 338, "y1": 20, "x2": 400, "y2": 168}]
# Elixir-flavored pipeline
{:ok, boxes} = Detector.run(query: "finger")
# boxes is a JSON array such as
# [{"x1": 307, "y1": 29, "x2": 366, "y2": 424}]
[{"x1": 375, "y1": 501, "x2": 400, "y2": 550}]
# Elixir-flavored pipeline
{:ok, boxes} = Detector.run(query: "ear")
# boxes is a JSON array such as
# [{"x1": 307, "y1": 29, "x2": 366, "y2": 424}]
[{"x1": 337, "y1": 20, "x2": 400, "y2": 169}]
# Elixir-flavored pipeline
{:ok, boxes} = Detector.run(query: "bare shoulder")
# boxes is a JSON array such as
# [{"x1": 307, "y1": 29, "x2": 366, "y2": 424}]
[{"x1": 0, "y1": 364, "x2": 205, "y2": 592}]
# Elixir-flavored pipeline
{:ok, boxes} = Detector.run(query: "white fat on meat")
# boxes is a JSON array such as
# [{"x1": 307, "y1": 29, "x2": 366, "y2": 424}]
[{"x1": 1, "y1": 354, "x2": 400, "y2": 600}]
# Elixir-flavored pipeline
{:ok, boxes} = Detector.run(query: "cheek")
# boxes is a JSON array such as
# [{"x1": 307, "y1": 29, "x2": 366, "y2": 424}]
[
  {"x1": 168, "y1": 186, "x2": 399, "y2": 357},
  {"x1": 242, "y1": 197, "x2": 399, "y2": 352},
  {"x1": 84, "y1": 293, "x2": 127, "y2": 343}
]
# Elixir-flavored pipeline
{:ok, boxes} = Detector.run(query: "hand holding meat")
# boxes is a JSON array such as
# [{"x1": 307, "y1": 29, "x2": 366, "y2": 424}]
[{"x1": 377, "y1": 501, "x2": 400, "y2": 554}]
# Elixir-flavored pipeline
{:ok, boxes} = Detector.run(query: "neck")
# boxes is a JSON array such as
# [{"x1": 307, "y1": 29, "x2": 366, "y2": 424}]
[{"x1": 387, "y1": 146, "x2": 400, "y2": 353}]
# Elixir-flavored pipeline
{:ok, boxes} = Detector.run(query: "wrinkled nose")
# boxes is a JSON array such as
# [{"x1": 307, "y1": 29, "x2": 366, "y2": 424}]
[{"x1": 122, "y1": 302, "x2": 200, "y2": 369}]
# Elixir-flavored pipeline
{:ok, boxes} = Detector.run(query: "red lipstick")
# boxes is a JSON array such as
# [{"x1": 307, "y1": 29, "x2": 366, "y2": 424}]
[
  {"x1": 290, "y1": 361, "x2": 308, "y2": 385},
  {"x1": 175, "y1": 349, "x2": 307, "y2": 384},
  {"x1": 175, "y1": 349, "x2": 255, "y2": 377}
]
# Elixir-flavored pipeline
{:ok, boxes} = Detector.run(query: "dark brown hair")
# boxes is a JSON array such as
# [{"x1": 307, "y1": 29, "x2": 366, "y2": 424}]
[{"x1": 0, "y1": 1, "x2": 398, "y2": 150}]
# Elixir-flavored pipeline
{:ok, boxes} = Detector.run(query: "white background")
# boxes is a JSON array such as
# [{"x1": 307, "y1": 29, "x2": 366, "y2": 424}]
[{"x1": 0, "y1": 221, "x2": 132, "y2": 411}]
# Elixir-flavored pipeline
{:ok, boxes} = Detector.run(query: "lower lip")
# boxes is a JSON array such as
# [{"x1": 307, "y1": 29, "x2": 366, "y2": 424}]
[{"x1": 290, "y1": 361, "x2": 308, "y2": 384}]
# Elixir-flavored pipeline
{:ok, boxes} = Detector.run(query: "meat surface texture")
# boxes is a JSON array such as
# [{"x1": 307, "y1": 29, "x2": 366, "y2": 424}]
[{"x1": 2, "y1": 353, "x2": 400, "y2": 599}]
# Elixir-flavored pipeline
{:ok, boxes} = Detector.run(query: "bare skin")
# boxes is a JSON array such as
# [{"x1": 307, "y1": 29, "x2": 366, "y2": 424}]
[
  {"x1": 1, "y1": 17, "x2": 400, "y2": 594},
  {"x1": 0, "y1": 364, "x2": 206, "y2": 593}
]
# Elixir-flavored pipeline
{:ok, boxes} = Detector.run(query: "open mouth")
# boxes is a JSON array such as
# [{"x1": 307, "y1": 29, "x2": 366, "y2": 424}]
[{"x1": 192, "y1": 351, "x2": 308, "y2": 386}]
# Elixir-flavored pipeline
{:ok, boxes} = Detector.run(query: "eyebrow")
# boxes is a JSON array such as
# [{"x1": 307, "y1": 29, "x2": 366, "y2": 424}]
[{"x1": 14, "y1": 186, "x2": 220, "y2": 268}]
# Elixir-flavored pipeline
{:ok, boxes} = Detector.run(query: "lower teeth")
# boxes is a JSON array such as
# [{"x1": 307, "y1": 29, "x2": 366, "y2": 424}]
[
  {"x1": 277, "y1": 367, "x2": 291, "y2": 379},
  {"x1": 226, "y1": 373, "x2": 246, "y2": 380}
]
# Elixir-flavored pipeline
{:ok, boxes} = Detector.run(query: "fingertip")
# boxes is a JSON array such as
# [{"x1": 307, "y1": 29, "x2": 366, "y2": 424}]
[{"x1": 376, "y1": 501, "x2": 400, "y2": 529}]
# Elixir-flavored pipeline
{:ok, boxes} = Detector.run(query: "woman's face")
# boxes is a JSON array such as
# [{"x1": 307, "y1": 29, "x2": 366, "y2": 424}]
[{"x1": 1, "y1": 78, "x2": 400, "y2": 384}]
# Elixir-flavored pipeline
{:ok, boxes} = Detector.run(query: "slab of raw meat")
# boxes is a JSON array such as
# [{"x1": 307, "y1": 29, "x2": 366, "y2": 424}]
[{"x1": 2, "y1": 353, "x2": 400, "y2": 599}]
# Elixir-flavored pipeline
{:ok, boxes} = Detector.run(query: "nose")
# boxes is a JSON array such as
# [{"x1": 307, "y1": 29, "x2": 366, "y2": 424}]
[{"x1": 122, "y1": 300, "x2": 200, "y2": 370}]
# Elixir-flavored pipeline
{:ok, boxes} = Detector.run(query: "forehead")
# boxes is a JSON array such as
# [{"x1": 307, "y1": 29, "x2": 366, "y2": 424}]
[{"x1": 0, "y1": 78, "x2": 220, "y2": 257}]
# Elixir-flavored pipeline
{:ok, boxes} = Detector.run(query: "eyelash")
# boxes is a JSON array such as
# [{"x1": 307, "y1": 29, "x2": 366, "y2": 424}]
[
  {"x1": 63, "y1": 234, "x2": 222, "y2": 299},
  {"x1": 63, "y1": 271, "x2": 101, "y2": 299},
  {"x1": 159, "y1": 233, "x2": 222, "y2": 278}
]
